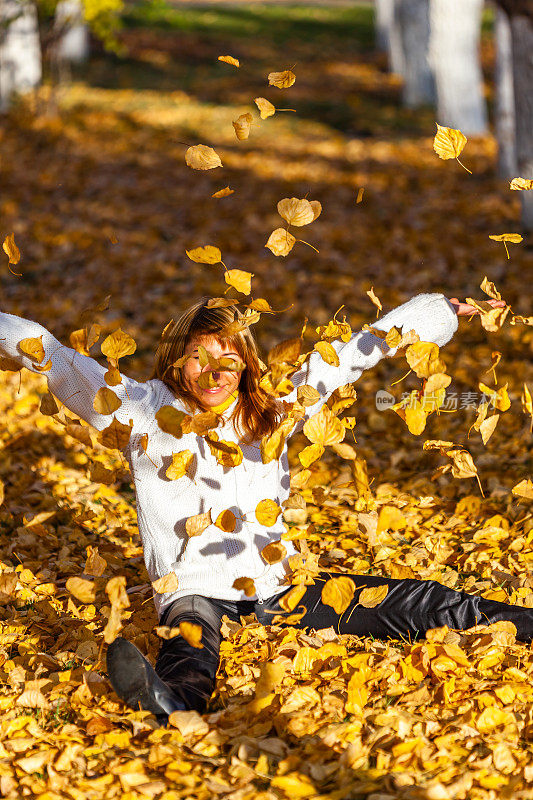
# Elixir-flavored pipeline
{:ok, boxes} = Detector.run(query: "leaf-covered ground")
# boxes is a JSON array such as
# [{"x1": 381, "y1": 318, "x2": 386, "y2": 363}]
[{"x1": 1, "y1": 2, "x2": 533, "y2": 797}]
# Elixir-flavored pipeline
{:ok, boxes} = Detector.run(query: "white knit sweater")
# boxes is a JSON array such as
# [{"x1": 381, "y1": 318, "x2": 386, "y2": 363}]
[{"x1": 0, "y1": 293, "x2": 458, "y2": 618}]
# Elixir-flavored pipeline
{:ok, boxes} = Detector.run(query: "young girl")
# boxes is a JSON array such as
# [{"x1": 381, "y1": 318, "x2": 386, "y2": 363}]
[{"x1": 0, "y1": 291, "x2": 524, "y2": 727}]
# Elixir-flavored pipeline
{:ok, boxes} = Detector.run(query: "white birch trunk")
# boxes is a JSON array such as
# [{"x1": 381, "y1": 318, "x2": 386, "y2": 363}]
[
  {"x1": 495, "y1": 8, "x2": 516, "y2": 178},
  {"x1": 397, "y1": 0, "x2": 435, "y2": 107},
  {"x1": 510, "y1": 13, "x2": 533, "y2": 231},
  {"x1": 428, "y1": 0, "x2": 488, "y2": 135},
  {"x1": 375, "y1": 0, "x2": 405, "y2": 74},
  {"x1": 0, "y1": 0, "x2": 42, "y2": 111},
  {"x1": 55, "y1": 0, "x2": 89, "y2": 63}
]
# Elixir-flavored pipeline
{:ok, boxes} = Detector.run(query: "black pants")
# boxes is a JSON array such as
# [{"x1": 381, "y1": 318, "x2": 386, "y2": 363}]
[{"x1": 155, "y1": 572, "x2": 533, "y2": 713}]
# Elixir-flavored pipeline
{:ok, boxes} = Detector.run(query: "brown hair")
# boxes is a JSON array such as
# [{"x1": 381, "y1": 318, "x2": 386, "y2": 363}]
[{"x1": 150, "y1": 298, "x2": 282, "y2": 443}]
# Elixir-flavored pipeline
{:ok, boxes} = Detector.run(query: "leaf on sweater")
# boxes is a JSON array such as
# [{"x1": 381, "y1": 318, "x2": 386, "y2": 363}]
[
  {"x1": 101, "y1": 329, "x2": 136, "y2": 361},
  {"x1": 186, "y1": 245, "x2": 222, "y2": 264},
  {"x1": 297, "y1": 385, "x2": 320, "y2": 408},
  {"x1": 266, "y1": 228, "x2": 296, "y2": 257},
  {"x1": 104, "y1": 366, "x2": 122, "y2": 386},
  {"x1": 256, "y1": 499, "x2": 282, "y2": 526},
  {"x1": 261, "y1": 417, "x2": 296, "y2": 464},
  {"x1": 93, "y1": 387, "x2": 122, "y2": 415},
  {"x1": 166, "y1": 450, "x2": 194, "y2": 480},
  {"x1": 358, "y1": 585, "x2": 389, "y2": 608},
  {"x1": 233, "y1": 577, "x2": 256, "y2": 596},
  {"x1": 40, "y1": 392, "x2": 59, "y2": 416},
  {"x1": 185, "y1": 144, "x2": 222, "y2": 170},
  {"x1": 224, "y1": 269, "x2": 253, "y2": 295},
  {"x1": 321, "y1": 576, "x2": 355, "y2": 614},
  {"x1": 155, "y1": 406, "x2": 187, "y2": 438},
  {"x1": 187, "y1": 411, "x2": 219, "y2": 435},
  {"x1": 215, "y1": 509, "x2": 236, "y2": 532},
  {"x1": 268, "y1": 70, "x2": 296, "y2": 88},
  {"x1": 261, "y1": 540, "x2": 286, "y2": 564},
  {"x1": 303, "y1": 405, "x2": 345, "y2": 445},
  {"x1": 66, "y1": 576, "x2": 96, "y2": 604},
  {"x1": 152, "y1": 572, "x2": 179, "y2": 594},
  {"x1": 205, "y1": 433, "x2": 243, "y2": 467},
  {"x1": 18, "y1": 336, "x2": 45, "y2": 364},
  {"x1": 233, "y1": 112, "x2": 253, "y2": 141},
  {"x1": 314, "y1": 340, "x2": 339, "y2": 367},
  {"x1": 97, "y1": 417, "x2": 132, "y2": 451},
  {"x1": 186, "y1": 509, "x2": 212, "y2": 537}
]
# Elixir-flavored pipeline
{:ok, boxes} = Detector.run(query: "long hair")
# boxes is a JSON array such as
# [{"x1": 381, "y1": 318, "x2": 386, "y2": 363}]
[{"x1": 150, "y1": 298, "x2": 282, "y2": 443}]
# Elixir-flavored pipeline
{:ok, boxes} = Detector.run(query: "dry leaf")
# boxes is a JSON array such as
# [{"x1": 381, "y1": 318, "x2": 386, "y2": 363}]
[
  {"x1": 256, "y1": 498, "x2": 282, "y2": 526},
  {"x1": 186, "y1": 245, "x2": 222, "y2": 264},
  {"x1": 261, "y1": 540, "x2": 287, "y2": 564},
  {"x1": 152, "y1": 572, "x2": 180, "y2": 594},
  {"x1": 166, "y1": 450, "x2": 194, "y2": 480},
  {"x1": 215, "y1": 508, "x2": 236, "y2": 532},
  {"x1": 212, "y1": 187, "x2": 234, "y2": 198},
  {"x1": 358, "y1": 584, "x2": 389, "y2": 608},
  {"x1": 185, "y1": 144, "x2": 222, "y2": 170},
  {"x1": 101, "y1": 329, "x2": 136, "y2": 361},
  {"x1": 3, "y1": 232, "x2": 21, "y2": 265},
  {"x1": 255, "y1": 97, "x2": 276, "y2": 119},
  {"x1": 277, "y1": 197, "x2": 321, "y2": 226},
  {"x1": 224, "y1": 268, "x2": 253, "y2": 294},
  {"x1": 510, "y1": 177, "x2": 533, "y2": 190},
  {"x1": 266, "y1": 228, "x2": 296, "y2": 256},
  {"x1": 321, "y1": 576, "x2": 355, "y2": 614},
  {"x1": 233, "y1": 577, "x2": 256, "y2": 596},
  {"x1": 66, "y1": 576, "x2": 96, "y2": 604},
  {"x1": 232, "y1": 112, "x2": 253, "y2": 141},
  {"x1": 19, "y1": 336, "x2": 45, "y2": 364},
  {"x1": 268, "y1": 70, "x2": 296, "y2": 88},
  {"x1": 218, "y1": 55, "x2": 239, "y2": 67},
  {"x1": 186, "y1": 509, "x2": 212, "y2": 537},
  {"x1": 93, "y1": 387, "x2": 122, "y2": 415}
]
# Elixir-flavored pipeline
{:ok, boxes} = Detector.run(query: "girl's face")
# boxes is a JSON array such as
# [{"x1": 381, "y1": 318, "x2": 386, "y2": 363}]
[{"x1": 182, "y1": 334, "x2": 244, "y2": 409}]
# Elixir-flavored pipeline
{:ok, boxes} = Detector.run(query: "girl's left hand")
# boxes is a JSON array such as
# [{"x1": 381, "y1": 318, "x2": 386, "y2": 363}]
[{"x1": 448, "y1": 297, "x2": 507, "y2": 317}]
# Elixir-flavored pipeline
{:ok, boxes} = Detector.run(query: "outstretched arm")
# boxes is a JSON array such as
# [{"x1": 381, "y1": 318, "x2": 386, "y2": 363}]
[{"x1": 0, "y1": 311, "x2": 154, "y2": 436}]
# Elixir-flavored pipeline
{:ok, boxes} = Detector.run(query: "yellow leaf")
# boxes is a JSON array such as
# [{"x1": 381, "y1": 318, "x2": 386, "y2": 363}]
[
  {"x1": 366, "y1": 286, "x2": 382, "y2": 313},
  {"x1": 268, "y1": 337, "x2": 301, "y2": 364},
  {"x1": 3, "y1": 232, "x2": 21, "y2": 265},
  {"x1": 346, "y1": 672, "x2": 369, "y2": 713},
  {"x1": 84, "y1": 546, "x2": 107, "y2": 577},
  {"x1": 106, "y1": 576, "x2": 130, "y2": 608},
  {"x1": 254, "y1": 97, "x2": 275, "y2": 119},
  {"x1": 97, "y1": 417, "x2": 132, "y2": 451},
  {"x1": 479, "y1": 414, "x2": 500, "y2": 445},
  {"x1": 266, "y1": 228, "x2": 296, "y2": 256},
  {"x1": 40, "y1": 392, "x2": 59, "y2": 416},
  {"x1": 233, "y1": 577, "x2": 256, "y2": 596},
  {"x1": 433, "y1": 123, "x2": 467, "y2": 160},
  {"x1": 480, "y1": 276, "x2": 502, "y2": 300},
  {"x1": 297, "y1": 385, "x2": 320, "y2": 407},
  {"x1": 261, "y1": 540, "x2": 287, "y2": 564},
  {"x1": 488, "y1": 233, "x2": 523, "y2": 259},
  {"x1": 512, "y1": 479, "x2": 533, "y2": 500},
  {"x1": 19, "y1": 335, "x2": 45, "y2": 364},
  {"x1": 16, "y1": 689, "x2": 49, "y2": 710},
  {"x1": 232, "y1": 112, "x2": 253, "y2": 141},
  {"x1": 93, "y1": 387, "x2": 122, "y2": 415},
  {"x1": 186, "y1": 509, "x2": 212, "y2": 537},
  {"x1": 224, "y1": 268, "x2": 253, "y2": 295},
  {"x1": 256, "y1": 498, "x2": 282, "y2": 526},
  {"x1": 359, "y1": 584, "x2": 389, "y2": 608},
  {"x1": 268, "y1": 70, "x2": 296, "y2": 88},
  {"x1": 215, "y1": 508, "x2": 236, "y2": 532},
  {"x1": 406, "y1": 341, "x2": 445, "y2": 378},
  {"x1": 279, "y1": 584, "x2": 307, "y2": 612},
  {"x1": 212, "y1": 186, "x2": 234, "y2": 199},
  {"x1": 298, "y1": 443, "x2": 324, "y2": 467},
  {"x1": 447, "y1": 448, "x2": 478, "y2": 479},
  {"x1": 168, "y1": 709, "x2": 209, "y2": 736},
  {"x1": 152, "y1": 572, "x2": 179, "y2": 594},
  {"x1": 290, "y1": 469, "x2": 311, "y2": 490},
  {"x1": 166, "y1": 450, "x2": 194, "y2": 480},
  {"x1": 314, "y1": 340, "x2": 339, "y2": 367},
  {"x1": 89, "y1": 461, "x2": 115, "y2": 484},
  {"x1": 303, "y1": 405, "x2": 345, "y2": 445},
  {"x1": 104, "y1": 366, "x2": 122, "y2": 386},
  {"x1": 321, "y1": 576, "x2": 355, "y2": 614},
  {"x1": 185, "y1": 144, "x2": 222, "y2": 170},
  {"x1": 260, "y1": 417, "x2": 295, "y2": 463},
  {"x1": 476, "y1": 707, "x2": 515, "y2": 734},
  {"x1": 218, "y1": 54, "x2": 239, "y2": 67},
  {"x1": 155, "y1": 405, "x2": 187, "y2": 437},
  {"x1": 66, "y1": 576, "x2": 96, "y2": 604},
  {"x1": 206, "y1": 434, "x2": 243, "y2": 467},
  {"x1": 377, "y1": 506, "x2": 406, "y2": 533},
  {"x1": 277, "y1": 197, "x2": 320, "y2": 226},
  {"x1": 101, "y1": 329, "x2": 136, "y2": 363},
  {"x1": 179, "y1": 620, "x2": 203, "y2": 648},
  {"x1": 356, "y1": 187, "x2": 364, "y2": 203},
  {"x1": 510, "y1": 177, "x2": 533, "y2": 190},
  {"x1": 186, "y1": 245, "x2": 222, "y2": 264},
  {"x1": 479, "y1": 381, "x2": 511, "y2": 411}
]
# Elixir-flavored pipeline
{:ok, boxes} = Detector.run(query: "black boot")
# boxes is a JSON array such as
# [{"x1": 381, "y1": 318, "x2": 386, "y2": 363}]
[{"x1": 106, "y1": 637, "x2": 186, "y2": 724}]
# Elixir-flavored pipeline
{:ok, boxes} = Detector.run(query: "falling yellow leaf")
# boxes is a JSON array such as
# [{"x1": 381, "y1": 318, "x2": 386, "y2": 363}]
[
  {"x1": 303, "y1": 405, "x2": 345, "y2": 445},
  {"x1": 224, "y1": 268, "x2": 253, "y2": 294},
  {"x1": 406, "y1": 341, "x2": 445, "y2": 378},
  {"x1": 480, "y1": 276, "x2": 502, "y2": 300},
  {"x1": 479, "y1": 381, "x2": 511, "y2": 412},
  {"x1": 3, "y1": 232, "x2": 21, "y2": 265},
  {"x1": 510, "y1": 177, "x2": 533, "y2": 190},
  {"x1": 97, "y1": 417, "x2": 132, "y2": 451},
  {"x1": 255, "y1": 97, "x2": 276, "y2": 119},
  {"x1": 84, "y1": 546, "x2": 107, "y2": 577},
  {"x1": 232, "y1": 112, "x2": 253, "y2": 141},
  {"x1": 218, "y1": 54, "x2": 239, "y2": 67},
  {"x1": 277, "y1": 197, "x2": 321, "y2": 226},
  {"x1": 433, "y1": 123, "x2": 470, "y2": 172},
  {"x1": 155, "y1": 406, "x2": 187, "y2": 438},
  {"x1": 278, "y1": 584, "x2": 307, "y2": 612},
  {"x1": 512, "y1": 479, "x2": 533, "y2": 500},
  {"x1": 479, "y1": 414, "x2": 500, "y2": 445},
  {"x1": 314, "y1": 340, "x2": 340, "y2": 367},
  {"x1": 268, "y1": 70, "x2": 296, "y2": 88},
  {"x1": 215, "y1": 508, "x2": 236, "y2": 532},
  {"x1": 522, "y1": 383, "x2": 533, "y2": 431},
  {"x1": 266, "y1": 228, "x2": 296, "y2": 256},
  {"x1": 185, "y1": 144, "x2": 223, "y2": 170},
  {"x1": 40, "y1": 392, "x2": 59, "y2": 416},
  {"x1": 256, "y1": 498, "x2": 282, "y2": 526},
  {"x1": 298, "y1": 442, "x2": 325, "y2": 467},
  {"x1": 321, "y1": 576, "x2": 355, "y2": 614},
  {"x1": 179, "y1": 621, "x2": 204, "y2": 648},
  {"x1": 93, "y1": 387, "x2": 122, "y2": 415},
  {"x1": 152, "y1": 572, "x2": 180, "y2": 594},
  {"x1": 488, "y1": 233, "x2": 523, "y2": 259},
  {"x1": 212, "y1": 186, "x2": 234, "y2": 199},
  {"x1": 359, "y1": 584, "x2": 389, "y2": 608},
  {"x1": 356, "y1": 187, "x2": 364, "y2": 203},
  {"x1": 186, "y1": 245, "x2": 222, "y2": 264},
  {"x1": 66, "y1": 576, "x2": 96, "y2": 604},
  {"x1": 101, "y1": 329, "x2": 136, "y2": 361},
  {"x1": 233, "y1": 576, "x2": 256, "y2": 596},
  {"x1": 366, "y1": 286, "x2": 382, "y2": 314},
  {"x1": 186, "y1": 509, "x2": 212, "y2": 537},
  {"x1": 166, "y1": 450, "x2": 194, "y2": 480}
]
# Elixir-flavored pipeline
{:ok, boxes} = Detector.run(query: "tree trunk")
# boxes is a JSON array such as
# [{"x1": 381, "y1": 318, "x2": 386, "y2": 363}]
[
  {"x1": 397, "y1": 0, "x2": 435, "y2": 107},
  {"x1": 375, "y1": 0, "x2": 405, "y2": 74},
  {"x1": 428, "y1": 0, "x2": 488, "y2": 135},
  {"x1": 0, "y1": 0, "x2": 42, "y2": 111},
  {"x1": 509, "y1": 14, "x2": 533, "y2": 230},
  {"x1": 55, "y1": 0, "x2": 89, "y2": 63},
  {"x1": 495, "y1": 7, "x2": 516, "y2": 178}
]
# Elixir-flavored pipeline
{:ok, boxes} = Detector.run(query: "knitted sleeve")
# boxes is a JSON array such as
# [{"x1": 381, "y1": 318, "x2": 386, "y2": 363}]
[
  {"x1": 0, "y1": 311, "x2": 156, "y2": 437},
  {"x1": 285, "y1": 293, "x2": 459, "y2": 430}
]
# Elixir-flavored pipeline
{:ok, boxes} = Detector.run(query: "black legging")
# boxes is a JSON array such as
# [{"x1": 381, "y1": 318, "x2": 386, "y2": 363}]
[{"x1": 155, "y1": 572, "x2": 533, "y2": 712}]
